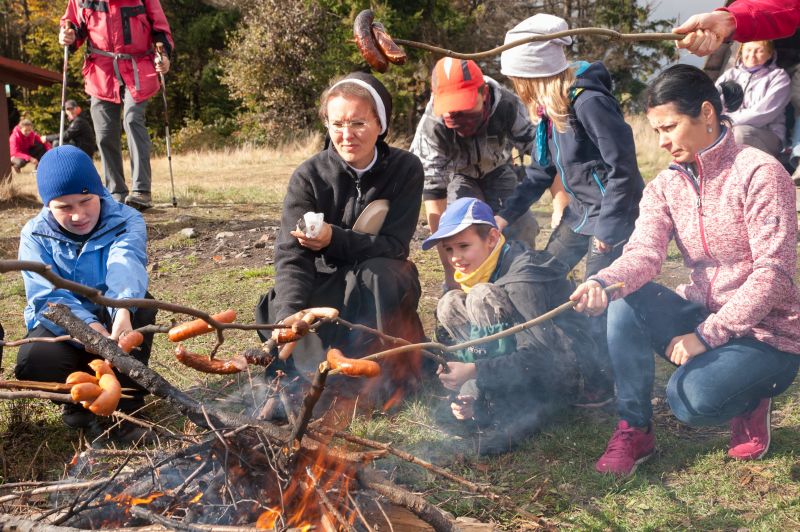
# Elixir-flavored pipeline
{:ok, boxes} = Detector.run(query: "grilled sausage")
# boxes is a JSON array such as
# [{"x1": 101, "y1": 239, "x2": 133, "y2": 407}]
[
  {"x1": 117, "y1": 330, "x2": 144, "y2": 353},
  {"x1": 174, "y1": 345, "x2": 247, "y2": 374},
  {"x1": 354, "y1": 10, "x2": 388, "y2": 72},
  {"x1": 326, "y1": 348, "x2": 381, "y2": 378},
  {"x1": 371, "y1": 22, "x2": 406, "y2": 65},
  {"x1": 168, "y1": 309, "x2": 237, "y2": 342},
  {"x1": 88, "y1": 373, "x2": 121, "y2": 416},
  {"x1": 89, "y1": 359, "x2": 114, "y2": 379},
  {"x1": 66, "y1": 371, "x2": 99, "y2": 386},
  {"x1": 71, "y1": 382, "x2": 102, "y2": 403}
]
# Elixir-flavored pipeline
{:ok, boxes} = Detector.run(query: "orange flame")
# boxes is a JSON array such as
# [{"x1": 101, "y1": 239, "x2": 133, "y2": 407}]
[{"x1": 256, "y1": 507, "x2": 281, "y2": 529}]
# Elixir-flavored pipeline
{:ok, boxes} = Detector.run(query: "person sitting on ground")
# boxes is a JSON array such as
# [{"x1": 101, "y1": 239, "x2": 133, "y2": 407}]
[
  {"x1": 256, "y1": 72, "x2": 425, "y2": 402},
  {"x1": 411, "y1": 58, "x2": 568, "y2": 289},
  {"x1": 425, "y1": 197, "x2": 598, "y2": 455},
  {"x1": 9, "y1": 119, "x2": 50, "y2": 173},
  {"x1": 16, "y1": 145, "x2": 156, "y2": 443},
  {"x1": 715, "y1": 40, "x2": 790, "y2": 158},
  {"x1": 494, "y1": 14, "x2": 645, "y2": 405},
  {"x1": 673, "y1": 0, "x2": 800, "y2": 57},
  {"x1": 45, "y1": 100, "x2": 97, "y2": 157},
  {"x1": 572, "y1": 64, "x2": 800, "y2": 477}
]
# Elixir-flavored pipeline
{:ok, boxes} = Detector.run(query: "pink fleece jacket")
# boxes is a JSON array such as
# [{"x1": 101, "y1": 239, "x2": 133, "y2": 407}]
[{"x1": 594, "y1": 129, "x2": 800, "y2": 355}]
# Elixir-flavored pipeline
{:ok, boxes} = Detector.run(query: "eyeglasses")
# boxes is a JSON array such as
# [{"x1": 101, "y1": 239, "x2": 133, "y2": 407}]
[{"x1": 326, "y1": 119, "x2": 372, "y2": 134}]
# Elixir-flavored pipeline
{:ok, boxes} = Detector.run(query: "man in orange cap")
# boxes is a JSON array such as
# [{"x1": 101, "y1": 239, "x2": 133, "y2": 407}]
[{"x1": 411, "y1": 58, "x2": 566, "y2": 290}]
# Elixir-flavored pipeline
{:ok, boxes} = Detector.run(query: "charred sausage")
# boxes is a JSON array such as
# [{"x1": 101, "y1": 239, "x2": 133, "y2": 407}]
[
  {"x1": 326, "y1": 348, "x2": 381, "y2": 378},
  {"x1": 168, "y1": 309, "x2": 237, "y2": 342},
  {"x1": 371, "y1": 22, "x2": 406, "y2": 65},
  {"x1": 174, "y1": 345, "x2": 247, "y2": 374},
  {"x1": 354, "y1": 10, "x2": 388, "y2": 73}
]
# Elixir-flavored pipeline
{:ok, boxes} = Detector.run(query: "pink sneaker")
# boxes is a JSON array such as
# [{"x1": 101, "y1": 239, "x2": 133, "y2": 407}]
[
  {"x1": 728, "y1": 397, "x2": 771, "y2": 461},
  {"x1": 595, "y1": 420, "x2": 655, "y2": 476}
]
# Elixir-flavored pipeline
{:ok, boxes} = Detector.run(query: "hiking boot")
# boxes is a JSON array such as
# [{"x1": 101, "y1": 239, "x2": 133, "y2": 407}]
[
  {"x1": 62, "y1": 404, "x2": 95, "y2": 429},
  {"x1": 111, "y1": 192, "x2": 127, "y2": 203},
  {"x1": 728, "y1": 397, "x2": 771, "y2": 461},
  {"x1": 595, "y1": 420, "x2": 655, "y2": 476},
  {"x1": 125, "y1": 192, "x2": 152, "y2": 211}
]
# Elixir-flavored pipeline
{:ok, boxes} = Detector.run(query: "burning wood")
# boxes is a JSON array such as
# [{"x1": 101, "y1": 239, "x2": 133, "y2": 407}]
[{"x1": 0, "y1": 260, "x2": 536, "y2": 530}]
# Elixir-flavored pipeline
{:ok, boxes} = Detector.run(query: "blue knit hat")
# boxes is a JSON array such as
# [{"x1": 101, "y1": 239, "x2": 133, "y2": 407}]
[{"x1": 36, "y1": 146, "x2": 104, "y2": 205}]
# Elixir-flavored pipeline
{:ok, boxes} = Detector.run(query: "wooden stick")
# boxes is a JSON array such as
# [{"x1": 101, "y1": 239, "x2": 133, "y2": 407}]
[
  {"x1": 393, "y1": 28, "x2": 682, "y2": 61},
  {"x1": 356, "y1": 469, "x2": 459, "y2": 532},
  {"x1": 330, "y1": 282, "x2": 625, "y2": 374}
]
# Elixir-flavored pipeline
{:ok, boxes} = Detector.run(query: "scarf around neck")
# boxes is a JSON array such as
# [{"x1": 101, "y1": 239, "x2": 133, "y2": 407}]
[{"x1": 453, "y1": 235, "x2": 507, "y2": 292}]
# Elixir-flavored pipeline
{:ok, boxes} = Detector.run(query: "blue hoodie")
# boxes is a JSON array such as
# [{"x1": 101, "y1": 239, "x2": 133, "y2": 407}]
[
  {"x1": 18, "y1": 190, "x2": 148, "y2": 335},
  {"x1": 498, "y1": 62, "x2": 644, "y2": 246}
]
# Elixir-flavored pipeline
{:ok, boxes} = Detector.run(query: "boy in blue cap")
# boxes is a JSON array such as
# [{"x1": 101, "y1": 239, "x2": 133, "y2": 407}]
[
  {"x1": 424, "y1": 197, "x2": 599, "y2": 454},
  {"x1": 15, "y1": 145, "x2": 155, "y2": 439}
]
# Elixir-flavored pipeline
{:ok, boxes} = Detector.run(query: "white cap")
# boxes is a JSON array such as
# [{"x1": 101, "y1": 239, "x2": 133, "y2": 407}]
[{"x1": 500, "y1": 14, "x2": 572, "y2": 79}]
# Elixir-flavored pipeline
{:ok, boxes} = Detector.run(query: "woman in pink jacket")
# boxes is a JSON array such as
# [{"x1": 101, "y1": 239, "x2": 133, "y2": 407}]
[{"x1": 572, "y1": 64, "x2": 800, "y2": 477}]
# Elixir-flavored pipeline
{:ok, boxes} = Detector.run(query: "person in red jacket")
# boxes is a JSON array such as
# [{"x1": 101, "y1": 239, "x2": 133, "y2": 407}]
[
  {"x1": 58, "y1": 0, "x2": 173, "y2": 210},
  {"x1": 674, "y1": 0, "x2": 800, "y2": 57},
  {"x1": 9, "y1": 119, "x2": 50, "y2": 174}
]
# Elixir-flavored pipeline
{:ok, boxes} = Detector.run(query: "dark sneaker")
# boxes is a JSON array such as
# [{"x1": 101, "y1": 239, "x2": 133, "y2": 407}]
[
  {"x1": 125, "y1": 192, "x2": 152, "y2": 211},
  {"x1": 728, "y1": 397, "x2": 771, "y2": 461},
  {"x1": 572, "y1": 384, "x2": 615, "y2": 408},
  {"x1": 595, "y1": 420, "x2": 655, "y2": 476},
  {"x1": 62, "y1": 404, "x2": 95, "y2": 429}
]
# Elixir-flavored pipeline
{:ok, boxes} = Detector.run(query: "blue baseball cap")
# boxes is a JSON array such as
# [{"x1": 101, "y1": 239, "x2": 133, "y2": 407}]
[{"x1": 422, "y1": 197, "x2": 497, "y2": 251}]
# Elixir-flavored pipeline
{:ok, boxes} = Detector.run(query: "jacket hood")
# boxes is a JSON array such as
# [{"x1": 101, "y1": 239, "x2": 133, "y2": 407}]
[
  {"x1": 493, "y1": 240, "x2": 572, "y2": 286},
  {"x1": 571, "y1": 61, "x2": 614, "y2": 99}
]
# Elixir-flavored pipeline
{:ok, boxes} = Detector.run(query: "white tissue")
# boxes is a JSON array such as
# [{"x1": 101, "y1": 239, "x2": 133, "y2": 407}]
[{"x1": 304, "y1": 212, "x2": 324, "y2": 238}]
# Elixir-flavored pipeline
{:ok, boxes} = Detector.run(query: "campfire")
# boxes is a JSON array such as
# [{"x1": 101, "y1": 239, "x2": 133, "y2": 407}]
[{"x1": 0, "y1": 260, "x2": 553, "y2": 531}]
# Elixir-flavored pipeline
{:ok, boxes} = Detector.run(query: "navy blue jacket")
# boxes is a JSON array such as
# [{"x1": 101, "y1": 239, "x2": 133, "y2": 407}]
[{"x1": 498, "y1": 62, "x2": 644, "y2": 246}]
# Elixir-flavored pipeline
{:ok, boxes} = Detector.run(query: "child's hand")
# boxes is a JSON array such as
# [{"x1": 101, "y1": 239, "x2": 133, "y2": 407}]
[
  {"x1": 450, "y1": 395, "x2": 475, "y2": 420},
  {"x1": 437, "y1": 361, "x2": 476, "y2": 391}
]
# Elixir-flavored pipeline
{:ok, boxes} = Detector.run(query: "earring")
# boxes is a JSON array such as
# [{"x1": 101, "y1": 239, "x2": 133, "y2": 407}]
[{"x1": 707, "y1": 125, "x2": 713, "y2": 133}]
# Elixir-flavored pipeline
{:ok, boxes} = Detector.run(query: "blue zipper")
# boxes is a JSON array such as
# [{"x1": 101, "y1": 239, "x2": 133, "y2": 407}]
[
  {"x1": 552, "y1": 127, "x2": 589, "y2": 231},
  {"x1": 592, "y1": 169, "x2": 606, "y2": 196}
]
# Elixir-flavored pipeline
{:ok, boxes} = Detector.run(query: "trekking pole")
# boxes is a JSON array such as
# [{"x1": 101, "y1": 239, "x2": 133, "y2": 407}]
[
  {"x1": 58, "y1": 45, "x2": 69, "y2": 146},
  {"x1": 155, "y1": 43, "x2": 177, "y2": 208}
]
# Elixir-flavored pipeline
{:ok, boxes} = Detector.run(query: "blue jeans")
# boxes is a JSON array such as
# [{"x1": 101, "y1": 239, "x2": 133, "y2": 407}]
[{"x1": 608, "y1": 283, "x2": 800, "y2": 428}]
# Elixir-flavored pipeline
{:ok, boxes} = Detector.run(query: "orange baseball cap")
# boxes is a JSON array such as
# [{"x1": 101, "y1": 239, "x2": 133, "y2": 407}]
[{"x1": 432, "y1": 58, "x2": 485, "y2": 116}]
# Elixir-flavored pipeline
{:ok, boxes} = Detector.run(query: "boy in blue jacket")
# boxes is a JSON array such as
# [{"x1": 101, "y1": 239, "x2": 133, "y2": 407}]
[{"x1": 15, "y1": 146, "x2": 155, "y2": 435}]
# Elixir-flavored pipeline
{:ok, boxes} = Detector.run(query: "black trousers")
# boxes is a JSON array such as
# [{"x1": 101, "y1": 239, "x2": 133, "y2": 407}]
[
  {"x1": 256, "y1": 257, "x2": 425, "y2": 380},
  {"x1": 15, "y1": 304, "x2": 157, "y2": 412},
  {"x1": 545, "y1": 222, "x2": 625, "y2": 391}
]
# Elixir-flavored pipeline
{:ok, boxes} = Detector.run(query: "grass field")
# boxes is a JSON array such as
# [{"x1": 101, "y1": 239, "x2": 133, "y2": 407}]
[{"x1": 1, "y1": 118, "x2": 799, "y2": 530}]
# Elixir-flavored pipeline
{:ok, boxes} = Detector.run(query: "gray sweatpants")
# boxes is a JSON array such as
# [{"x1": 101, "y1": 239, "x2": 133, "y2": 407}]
[{"x1": 91, "y1": 89, "x2": 151, "y2": 199}]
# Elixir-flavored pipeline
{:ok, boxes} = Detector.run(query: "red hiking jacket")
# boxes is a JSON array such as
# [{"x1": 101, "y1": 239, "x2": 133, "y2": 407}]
[
  {"x1": 61, "y1": 0, "x2": 173, "y2": 104},
  {"x1": 721, "y1": 0, "x2": 800, "y2": 42},
  {"x1": 594, "y1": 130, "x2": 800, "y2": 355},
  {"x1": 9, "y1": 126, "x2": 50, "y2": 161}
]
